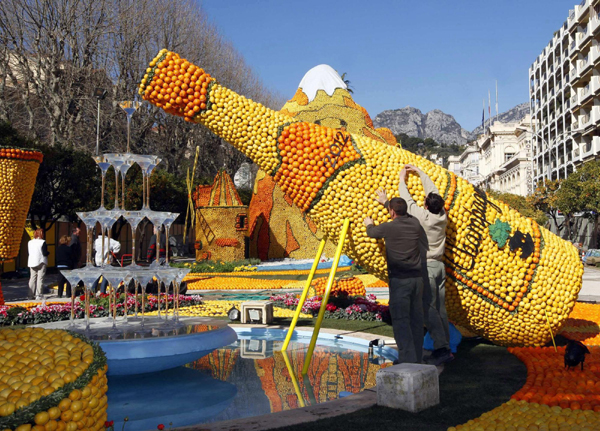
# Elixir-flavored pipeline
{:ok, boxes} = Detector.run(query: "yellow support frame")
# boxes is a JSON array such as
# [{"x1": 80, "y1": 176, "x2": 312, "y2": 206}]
[
  {"x1": 281, "y1": 238, "x2": 327, "y2": 352},
  {"x1": 302, "y1": 218, "x2": 350, "y2": 375},
  {"x1": 281, "y1": 351, "x2": 305, "y2": 408}
]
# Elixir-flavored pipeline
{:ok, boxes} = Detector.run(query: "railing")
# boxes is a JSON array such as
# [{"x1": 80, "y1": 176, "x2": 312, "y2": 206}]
[
  {"x1": 581, "y1": 113, "x2": 590, "y2": 125},
  {"x1": 582, "y1": 84, "x2": 591, "y2": 96}
]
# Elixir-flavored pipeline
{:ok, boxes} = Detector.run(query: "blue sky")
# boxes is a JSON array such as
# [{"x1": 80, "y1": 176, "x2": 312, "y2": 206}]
[{"x1": 200, "y1": 1, "x2": 573, "y2": 131}]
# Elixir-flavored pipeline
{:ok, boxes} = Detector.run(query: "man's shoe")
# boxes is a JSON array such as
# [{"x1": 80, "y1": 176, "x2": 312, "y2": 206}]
[{"x1": 426, "y1": 348, "x2": 454, "y2": 366}]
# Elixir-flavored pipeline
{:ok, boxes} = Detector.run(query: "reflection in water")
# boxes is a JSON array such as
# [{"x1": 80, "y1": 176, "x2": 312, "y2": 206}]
[
  {"x1": 69, "y1": 319, "x2": 218, "y2": 341},
  {"x1": 107, "y1": 367, "x2": 236, "y2": 431},
  {"x1": 187, "y1": 339, "x2": 391, "y2": 419},
  {"x1": 107, "y1": 334, "x2": 393, "y2": 430}
]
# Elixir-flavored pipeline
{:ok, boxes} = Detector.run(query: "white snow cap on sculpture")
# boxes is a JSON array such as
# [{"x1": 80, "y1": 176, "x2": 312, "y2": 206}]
[{"x1": 298, "y1": 64, "x2": 347, "y2": 103}]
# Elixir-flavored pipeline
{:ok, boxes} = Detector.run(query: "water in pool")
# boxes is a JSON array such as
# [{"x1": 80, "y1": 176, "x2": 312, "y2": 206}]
[{"x1": 106, "y1": 328, "x2": 394, "y2": 430}]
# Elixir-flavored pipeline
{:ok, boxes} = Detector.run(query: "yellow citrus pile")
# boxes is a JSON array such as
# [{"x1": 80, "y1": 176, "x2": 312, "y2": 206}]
[
  {"x1": 145, "y1": 301, "x2": 312, "y2": 319},
  {"x1": 559, "y1": 302, "x2": 600, "y2": 346},
  {"x1": 313, "y1": 276, "x2": 366, "y2": 297},
  {"x1": 140, "y1": 50, "x2": 583, "y2": 347},
  {"x1": 449, "y1": 399, "x2": 600, "y2": 431},
  {"x1": 0, "y1": 147, "x2": 42, "y2": 260},
  {"x1": 185, "y1": 276, "x2": 289, "y2": 291},
  {"x1": 0, "y1": 327, "x2": 108, "y2": 431}
]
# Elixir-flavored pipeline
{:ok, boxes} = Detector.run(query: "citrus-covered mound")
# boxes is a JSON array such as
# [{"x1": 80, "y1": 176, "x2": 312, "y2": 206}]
[
  {"x1": 450, "y1": 302, "x2": 600, "y2": 430},
  {"x1": 312, "y1": 276, "x2": 366, "y2": 297},
  {"x1": 0, "y1": 327, "x2": 108, "y2": 430},
  {"x1": 0, "y1": 147, "x2": 42, "y2": 261},
  {"x1": 139, "y1": 49, "x2": 583, "y2": 347}
]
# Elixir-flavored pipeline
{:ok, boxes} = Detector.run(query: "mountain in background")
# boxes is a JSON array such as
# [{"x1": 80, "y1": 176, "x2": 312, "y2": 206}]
[{"x1": 373, "y1": 103, "x2": 530, "y2": 145}]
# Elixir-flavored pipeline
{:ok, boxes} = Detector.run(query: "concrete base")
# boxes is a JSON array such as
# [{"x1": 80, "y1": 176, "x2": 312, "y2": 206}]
[
  {"x1": 376, "y1": 363, "x2": 439, "y2": 412},
  {"x1": 241, "y1": 301, "x2": 274, "y2": 324}
]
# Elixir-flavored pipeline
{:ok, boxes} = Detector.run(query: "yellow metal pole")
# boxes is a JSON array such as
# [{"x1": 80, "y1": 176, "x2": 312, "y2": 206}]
[
  {"x1": 282, "y1": 238, "x2": 327, "y2": 352},
  {"x1": 281, "y1": 351, "x2": 305, "y2": 408},
  {"x1": 302, "y1": 218, "x2": 350, "y2": 376}
]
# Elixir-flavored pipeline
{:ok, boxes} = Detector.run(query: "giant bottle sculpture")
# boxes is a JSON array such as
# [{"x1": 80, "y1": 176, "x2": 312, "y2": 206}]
[{"x1": 139, "y1": 50, "x2": 583, "y2": 346}]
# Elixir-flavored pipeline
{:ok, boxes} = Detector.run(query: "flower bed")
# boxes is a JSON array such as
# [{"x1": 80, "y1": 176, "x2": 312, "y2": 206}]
[
  {"x1": 270, "y1": 292, "x2": 389, "y2": 321},
  {"x1": 0, "y1": 327, "x2": 107, "y2": 430},
  {"x1": 0, "y1": 294, "x2": 203, "y2": 326}
]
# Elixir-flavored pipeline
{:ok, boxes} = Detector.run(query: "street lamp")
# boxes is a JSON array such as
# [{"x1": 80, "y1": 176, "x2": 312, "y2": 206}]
[{"x1": 94, "y1": 88, "x2": 108, "y2": 156}]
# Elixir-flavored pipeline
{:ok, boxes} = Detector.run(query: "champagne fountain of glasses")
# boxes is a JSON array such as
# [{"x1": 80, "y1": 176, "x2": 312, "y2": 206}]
[
  {"x1": 93, "y1": 156, "x2": 111, "y2": 209},
  {"x1": 173, "y1": 268, "x2": 191, "y2": 324},
  {"x1": 59, "y1": 270, "x2": 83, "y2": 327},
  {"x1": 132, "y1": 270, "x2": 156, "y2": 329},
  {"x1": 77, "y1": 268, "x2": 102, "y2": 331},
  {"x1": 119, "y1": 155, "x2": 134, "y2": 209},
  {"x1": 119, "y1": 100, "x2": 141, "y2": 154},
  {"x1": 156, "y1": 269, "x2": 176, "y2": 325},
  {"x1": 145, "y1": 156, "x2": 162, "y2": 209},
  {"x1": 104, "y1": 154, "x2": 126, "y2": 210},
  {"x1": 129, "y1": 155, "x2": 153, "y2": 210},
  {"x1": 75, "y1": 212, "x2": 98, "y2": 268},
  {"x1": 163, "y1": 212, "x2": 178, "y2": 265},
  {"x1": 71, "y1": 95, "x2": 195, "y2": 339},
  {"x1": 123, "y1": 211, "x2": 146, "y2": 268}
]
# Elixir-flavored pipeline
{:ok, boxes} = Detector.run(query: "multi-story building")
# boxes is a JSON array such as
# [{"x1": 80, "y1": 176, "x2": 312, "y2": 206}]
[
  {"x1": 529, "y1": 0, "x2": 600, "y2": 188},
  {"x1": 448, "y1": 117, "x2": 533, "y2": 196},
  {"x1": 478, "y1": 116, "x2": 534, "y2": 196},
  {"x1": 457, "y1": 145, "x2": 482, "y2": 186}
]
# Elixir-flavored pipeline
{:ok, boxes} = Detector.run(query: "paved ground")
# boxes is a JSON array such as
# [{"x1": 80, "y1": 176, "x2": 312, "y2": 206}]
[{"x1": 2, "y1": 266, "x2": 600, "y2": 304}]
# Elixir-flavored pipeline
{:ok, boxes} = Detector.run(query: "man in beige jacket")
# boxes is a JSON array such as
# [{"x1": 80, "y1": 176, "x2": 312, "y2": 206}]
[{"x1": 376, "y1": 164, "x2": 452, "y2": 365}]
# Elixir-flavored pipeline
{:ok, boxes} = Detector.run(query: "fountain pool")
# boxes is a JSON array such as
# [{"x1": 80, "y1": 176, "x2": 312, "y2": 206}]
[{"x1": 106, "y1": 327, "x2": 396, "y2": 431}]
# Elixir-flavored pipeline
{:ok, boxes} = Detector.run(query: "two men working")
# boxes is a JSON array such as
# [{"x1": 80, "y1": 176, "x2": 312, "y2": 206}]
[{"x1": 364, "y1": 164, "x2": 452, "y2": 366}]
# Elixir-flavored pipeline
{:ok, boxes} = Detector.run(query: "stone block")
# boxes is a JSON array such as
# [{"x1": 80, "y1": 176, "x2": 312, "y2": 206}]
[
  {"x1": 240, "y1": 301, "x2": 274, "y2": 324},
  {"x1": 376, "y1": 363, "x2": 439, "y2": 412}
]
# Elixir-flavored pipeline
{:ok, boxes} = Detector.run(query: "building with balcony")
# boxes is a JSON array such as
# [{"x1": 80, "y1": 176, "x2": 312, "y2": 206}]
[
  {"x1": 449, "y1": 117, "x2": 533, "y2": 196},
  {"x1": 477, "y1": 116, "x2": 534, "y2": 196},
  {"x1": 529, "y1": 0, "x2": 600, "y2": 189}
]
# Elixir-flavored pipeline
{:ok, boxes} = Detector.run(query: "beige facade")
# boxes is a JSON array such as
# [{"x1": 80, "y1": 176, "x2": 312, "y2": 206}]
[
  {"x1": 529, "y1": 0, "x2": 600, "y2": 187},
  {"x1": 478, "y1": 116, "x2": 534, "y2": 196},
  {"x1": 448, "y1": 116, "x2": 533, "y2": 196}
]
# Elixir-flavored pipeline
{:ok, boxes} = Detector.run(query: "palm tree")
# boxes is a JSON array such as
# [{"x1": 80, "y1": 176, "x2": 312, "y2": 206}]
[{"x1": 340, "y1": 73, "x2": 354, "y2": 94}]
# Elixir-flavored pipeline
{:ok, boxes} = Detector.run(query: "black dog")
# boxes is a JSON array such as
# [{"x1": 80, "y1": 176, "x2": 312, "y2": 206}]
[{"x1": 564, "y1": 340, "x2": 590, "y2": 370}]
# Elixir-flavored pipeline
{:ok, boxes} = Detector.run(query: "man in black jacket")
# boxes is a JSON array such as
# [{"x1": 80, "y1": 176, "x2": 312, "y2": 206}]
[{"x1": 364, "y1": 197, "x2": 427, "y2": 364}]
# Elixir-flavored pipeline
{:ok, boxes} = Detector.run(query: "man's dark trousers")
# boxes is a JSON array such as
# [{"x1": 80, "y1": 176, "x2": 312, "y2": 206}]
[{"x1": 389, "y1": 276, "x2": 424, "y2": 364}]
